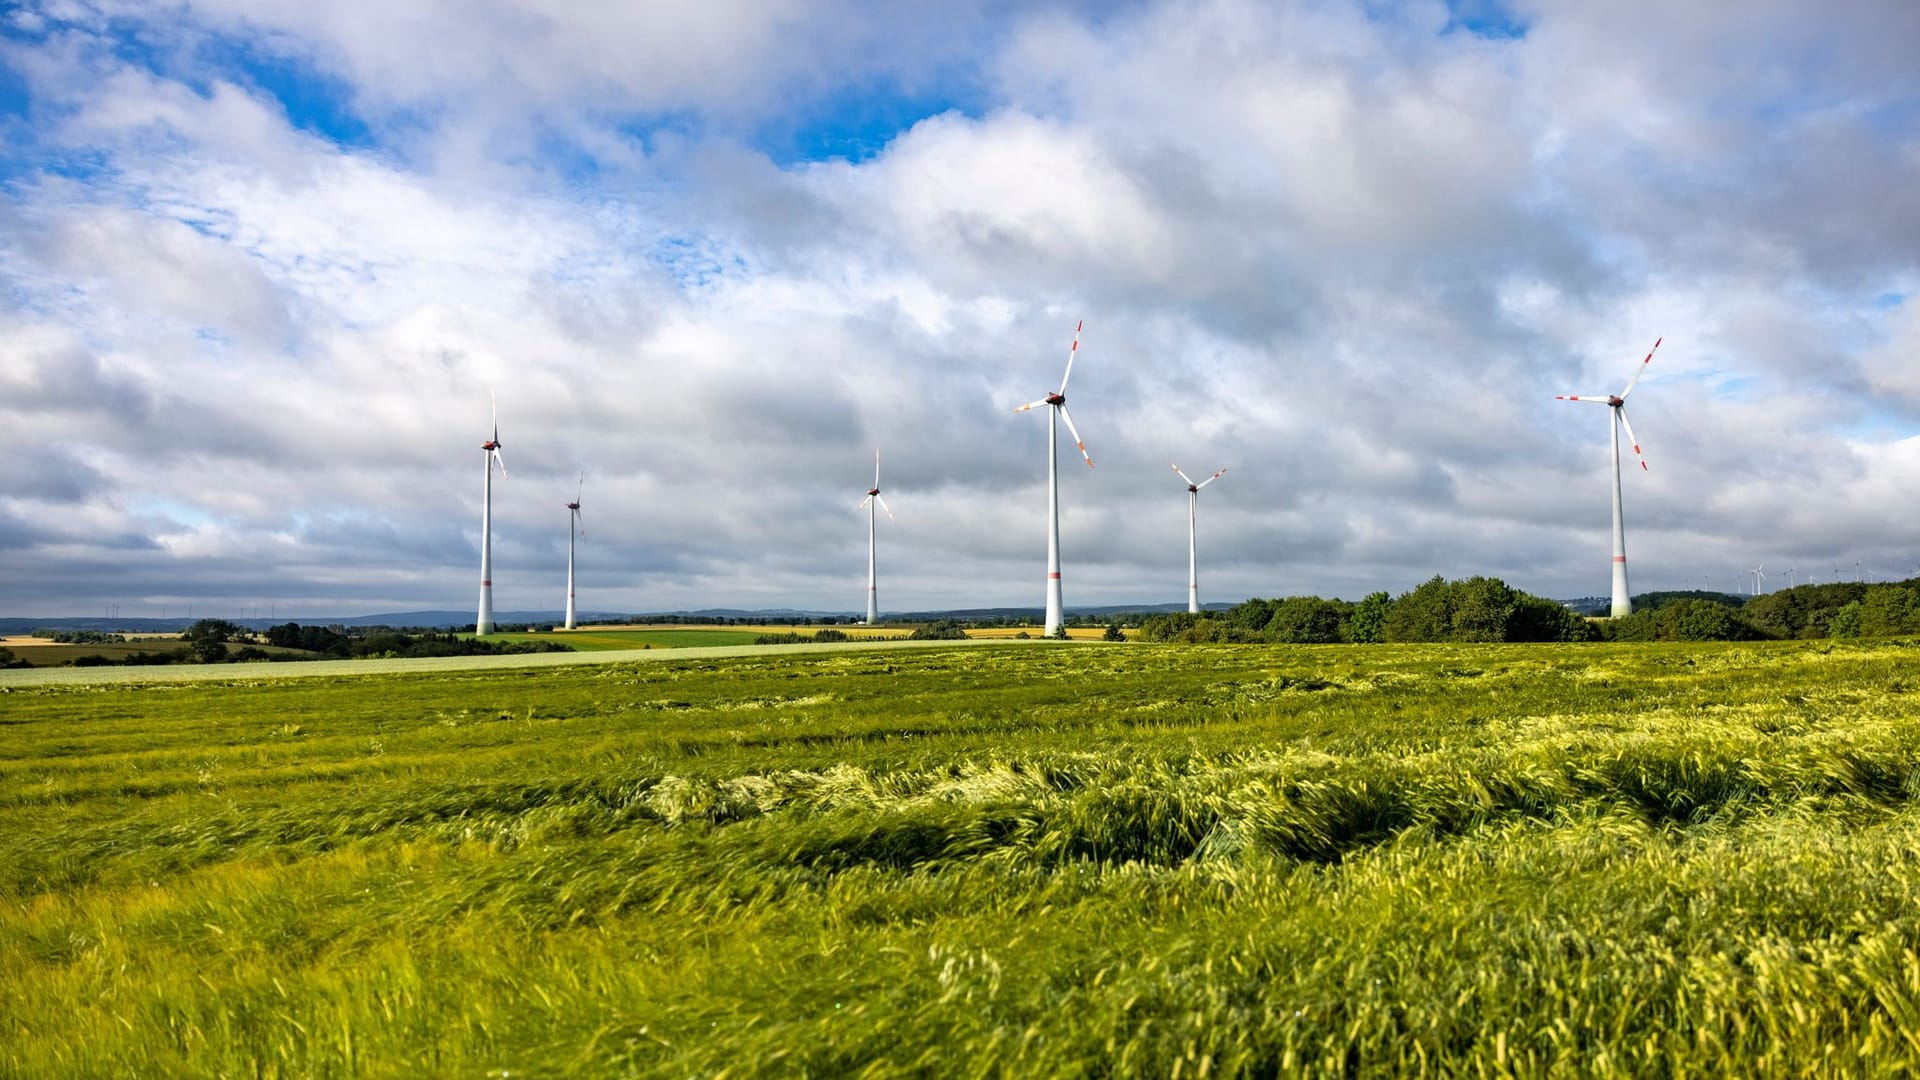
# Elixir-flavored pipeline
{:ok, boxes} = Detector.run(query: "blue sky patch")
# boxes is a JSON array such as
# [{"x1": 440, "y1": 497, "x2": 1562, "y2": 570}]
[
  {"x1": 760, "y1": 80, "x2": 982, "y2": 166},
  {"x1": 1441, "y1": 0, "x2": 1529, "y2": 40}
]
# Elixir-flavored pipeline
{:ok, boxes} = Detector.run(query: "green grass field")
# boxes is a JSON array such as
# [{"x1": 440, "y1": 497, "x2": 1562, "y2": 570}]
[
  {"x1": 7, "y1": 638, "x2": 1920, "y2": 1075},
  {"x1": 477, "y1": 627, "x2": 766, "y2": 650}
]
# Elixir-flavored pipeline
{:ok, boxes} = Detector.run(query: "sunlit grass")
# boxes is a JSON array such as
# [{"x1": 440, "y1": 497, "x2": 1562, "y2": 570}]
[{"x1": 6, "y1": 639, "x2": 1920, "y2": 1074}]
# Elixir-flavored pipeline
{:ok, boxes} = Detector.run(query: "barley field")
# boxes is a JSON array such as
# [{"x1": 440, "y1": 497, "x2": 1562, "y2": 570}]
[{"x1": 6, "y1": 638, "x2": 1920, "y2": 1075}]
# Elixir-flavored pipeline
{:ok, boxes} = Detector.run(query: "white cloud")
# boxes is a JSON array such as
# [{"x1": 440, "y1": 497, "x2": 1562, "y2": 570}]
[{"x1": 2, "y1": 0, "x2": 1918, "y2": 616}]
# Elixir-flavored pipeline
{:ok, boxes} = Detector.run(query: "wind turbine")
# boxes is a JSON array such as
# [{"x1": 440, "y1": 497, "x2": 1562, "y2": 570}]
[
  {"x1": 1557, "y1": 337, "x2": 1662, "y2": 618},
  {"x1": 1171, "y1": 464, "x2": 1227, "y2": 614},
  {"x1": 477, "y1": 390, "x2": 507, "y2": 636},
  {"x1": 564, "y1": 473, "x2": 583, "y2": 631},
  {"x1": 1012, "y1": 320, "x2": 1092, "y2": 637},
  {"x1": 1785, "y1": 566, "x2": 1796, "y2": 589},
  {"x1": 1750, "y1": 563, "x2": 1767, "y2": 597},
  {"x1": 856, "y1": 449, "x2": 893, "y2": 625}
]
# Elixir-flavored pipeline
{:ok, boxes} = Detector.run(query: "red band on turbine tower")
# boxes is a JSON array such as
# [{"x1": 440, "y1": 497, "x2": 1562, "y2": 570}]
[
  {"x1": 1048, "y1": 572, "x2": 1061, "y2": 579},
  {"x1": 1612, "y1": 557, "x2": 1626, "y2": 564},
  {"x1": 482, "y1": 579, "x2": 492, "y2": 585}
]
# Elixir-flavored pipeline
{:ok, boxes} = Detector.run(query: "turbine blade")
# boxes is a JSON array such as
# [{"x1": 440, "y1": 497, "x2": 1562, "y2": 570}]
[
  {"x1": 491, "y1": 447, "x2": 508, "y2": 478},
  {"x1": 1171, "y1": 464, "x2": 1196, "y2": 486},
  {"x1": 1617, "y1": 408, "x2": 1648, "y2": 471},
  {"x1": 1057, "y1": 319, "x2": 1083, "y2": 396},
  {"x1": 1556, "y1": 395, "x2": 1613, "y2": 403},
  {"x1": 874, "y1": 448, "x2": 881, "y2": 489},
  {"x1": 1057, "y1": 404, "x2": 1092, "y2": 467},
  {"x1": 858, "y1": 494, "x2": 873, "y2": 511},
  {"x1": 876, "y1": 494, "x2": 894, "y2": 520},
  {"x1": 574, "y1": 506, "x2": 584, "y2": 537},
  {"x1": 1620, "y1": 337, "x2": 1662, "y2": 399},
  {"x1": 1196, "y1": 467, "x2": 1227, "y2": 489},
  {"x1": 576, "y1": 471, "x2": 583, "y2": 503},
  {"x1": 1012, "y1": 398, "x2": 1050, "y2": 413},
  {"x1": 490, "y1": 386, "x2": 499, "y2": 442}
]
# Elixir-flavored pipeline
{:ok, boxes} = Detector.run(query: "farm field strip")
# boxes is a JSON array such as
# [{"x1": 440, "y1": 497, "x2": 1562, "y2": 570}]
[
  {"x1": 0, "y1": 635, "x2": 1025, "y2": 688},
  {"x1": 7, "y1": 638, "x2": 1920, "y2": 1075}
]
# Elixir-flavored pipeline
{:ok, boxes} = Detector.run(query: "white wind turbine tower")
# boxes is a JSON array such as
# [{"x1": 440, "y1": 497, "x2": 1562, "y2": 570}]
[
  {"x1": 856, "y1": 449, "x2": 894, "y2": 625},
  {"x1": 476, "y1": 390, "x2": 507, "y2": 636},
  {"x1": 1171, "y1": 464, "x2": 1227, "y2": 614},
  {"x1": 1012, "y1": 320, "x2": 1093, "y2": 637},
  {"x1": 1557, "y1": 337, "x2": 1662, "y2": 618},
  {"x1": 564, "y1": 473, "x2": 583, "y2": 631}
]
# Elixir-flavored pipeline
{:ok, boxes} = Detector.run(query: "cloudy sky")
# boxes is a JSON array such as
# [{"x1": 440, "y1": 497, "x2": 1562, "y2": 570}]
[{"x1": 1, "y1": 0, "x2": 1916, "y2": 619}]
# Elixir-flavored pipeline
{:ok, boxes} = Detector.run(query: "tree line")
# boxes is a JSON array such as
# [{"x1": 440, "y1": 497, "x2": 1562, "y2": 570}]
[{"x1": 1135, "y1": 575, "x2": 1920, "y2": 644}]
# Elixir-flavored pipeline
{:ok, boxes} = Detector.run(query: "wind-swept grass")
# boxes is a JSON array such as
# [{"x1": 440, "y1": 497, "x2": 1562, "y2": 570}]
[{"x1": 5, "y1": 639, "x2": 1920, "y2": 1075}]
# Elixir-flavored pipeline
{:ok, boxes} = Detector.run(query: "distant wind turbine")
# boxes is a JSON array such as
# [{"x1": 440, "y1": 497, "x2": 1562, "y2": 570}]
[
  {"x1": 1012, "y1": 320, "x2": 1093, "y2": 637},
  {"x1": 1171, "y1": 464, "x2": 1227, "y2": 614},
  {"x1": 856, "y1": 449, "x2": 893, "y2": 625},
  {"x1": 1750, "y1": 563, "x2": 1767, "y2": 597},
  {"x1": 477, "y1": 390, "x2": 507, "y2": 636},
  {"x1": 1557, "y1": 337, "x2": 1662, "y2": 618},
  {"x1": 564, "y1": 473, "x2": 583, "y2": 631}
]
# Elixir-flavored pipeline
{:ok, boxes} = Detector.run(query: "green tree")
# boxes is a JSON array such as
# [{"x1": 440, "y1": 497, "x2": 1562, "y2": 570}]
[
  {"x1": 1265, "y1": 597, "x2": 1347, "y2": 644},
  {"x1": 183, "y1": 619, "x2": 244, "y2": 645},
  {"x1": 1508, "y1": 594, "x2": 1596, "y2": 642},
  {"x1": 190, "y1": 638, "x2": 229, "y2": 663},
  {"x1": 1385, "y1": 577, "x2": 1454, "y2": 643},
  {"x1": 1858, "y1": 583, "x2": 1920, "y2": 637},
  {"x1": 1829, "y1": 601, "x2": 1862, "y2": 639},
  {"x1": 1348, "y1": 592, "x2": 1391, "y2": 644},
  {"x1": 1656, "y1": 599, "x2": 1740, "y2": 641},
  {"x1": 1102, "y1": 623, "x2": 1126, "y2": 642},
  {"x1": 1224, "y1": 599, "x2": 1277, "y2": 634},
  {"x1": 1450, "y1": 577, "x2": 1516, "y2": 643}
]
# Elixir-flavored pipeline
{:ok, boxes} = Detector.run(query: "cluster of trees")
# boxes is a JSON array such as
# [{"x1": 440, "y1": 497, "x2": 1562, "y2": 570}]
[
  {"x1": 260, "y1": 623, "x2": 573, "y2": 660},
  {"x1": 32, "y1": 629, "x2": 123, "y2": 645},
  {"x1": 1132, "y1": 575, "x2": 1920, "y2": 646},
  {"x1": 1599, "y1": 581, "x2": 1920, "y2": 642},
  {"x1": 1139, "y1": 577, "x2": 1590, "y2": 644},
  {"x1": 58, "y1": 620, "x2": 579, "y2": 666}
]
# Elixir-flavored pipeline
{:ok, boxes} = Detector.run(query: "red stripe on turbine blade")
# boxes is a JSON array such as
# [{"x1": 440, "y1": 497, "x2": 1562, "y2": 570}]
[{"x1": 1076, "y1": 320, "x2": 1083, "y2": 331}]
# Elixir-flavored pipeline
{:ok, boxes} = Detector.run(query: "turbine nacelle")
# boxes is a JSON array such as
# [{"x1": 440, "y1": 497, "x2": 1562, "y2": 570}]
[
  {"x1": 1045, "y1": 392, "x2": 1065, "y2": 407},
  {"x1": 1171, "y1": 464, "x2": 1226, "y2": 493}
]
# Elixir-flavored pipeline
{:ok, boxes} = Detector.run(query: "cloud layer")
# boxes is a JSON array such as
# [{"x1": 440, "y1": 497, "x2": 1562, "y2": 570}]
[{"x1": 2, "y1": 0, "x2": 1917, "y2": 617}]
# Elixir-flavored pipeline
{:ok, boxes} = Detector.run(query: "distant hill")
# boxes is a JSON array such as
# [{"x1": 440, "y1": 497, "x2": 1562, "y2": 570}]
[
  {"x1": 1559, "y1": 591, "x2": 1747, "y2": 617},
  {"x1": 0, "y1": 602, "x2": 1231, "y2": 634}
]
